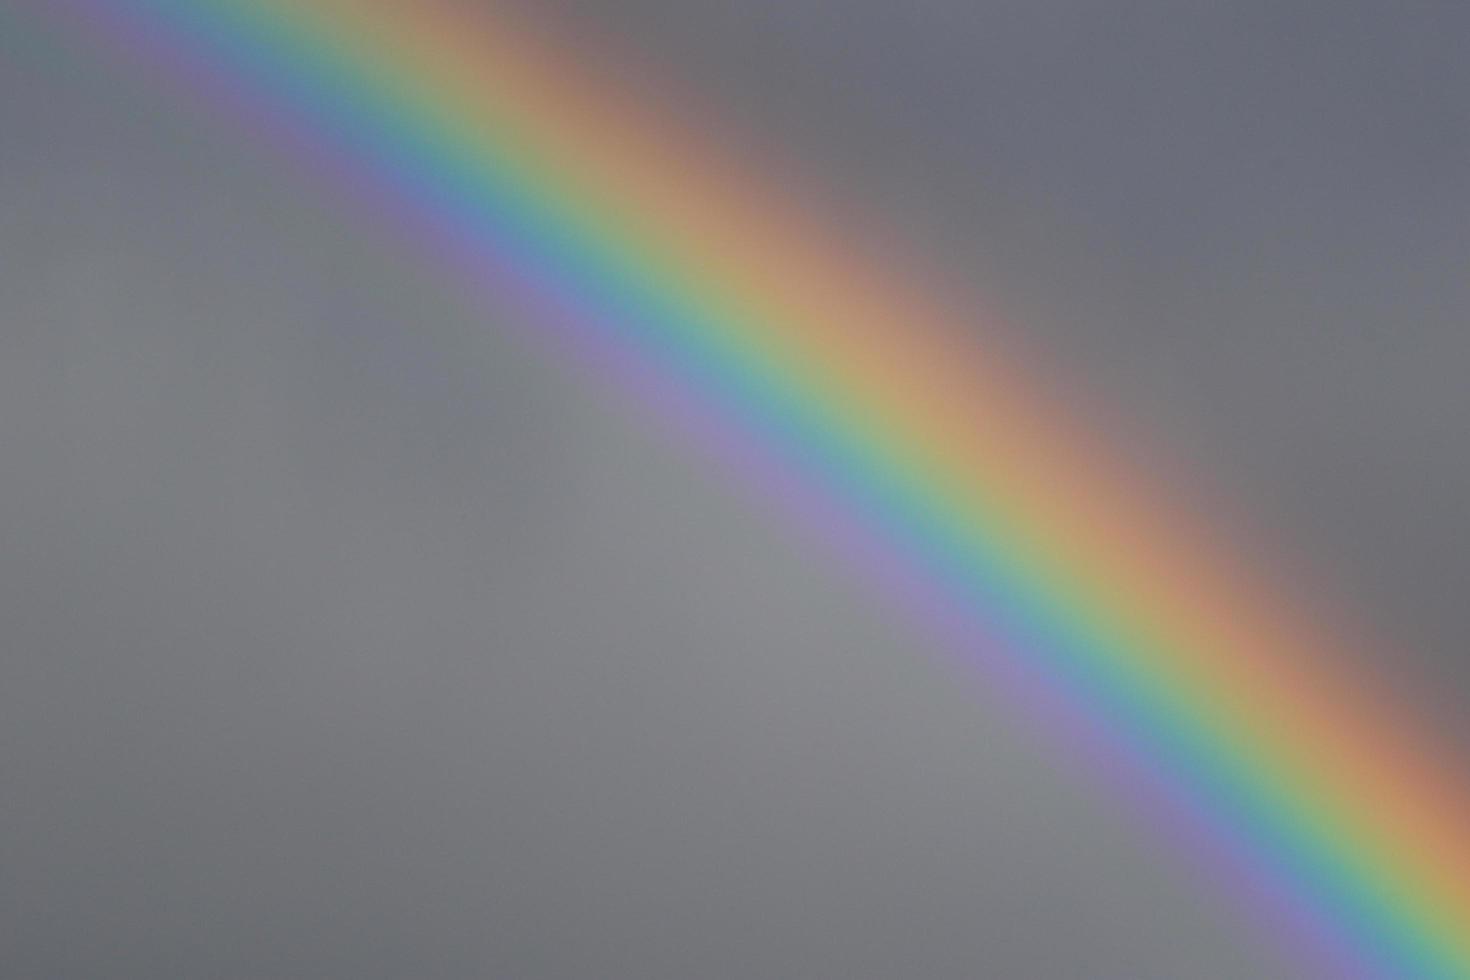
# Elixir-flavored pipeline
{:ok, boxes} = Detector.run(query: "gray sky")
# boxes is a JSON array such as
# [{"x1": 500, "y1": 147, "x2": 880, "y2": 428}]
[{"x1": 2, "y1": 2, "x2": 1466, "y2": 977}]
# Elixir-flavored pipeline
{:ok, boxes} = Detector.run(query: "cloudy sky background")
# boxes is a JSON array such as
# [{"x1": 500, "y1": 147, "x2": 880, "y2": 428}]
[{"x1": 3, "y1": 2, "x2": 1467, "y2": 977}]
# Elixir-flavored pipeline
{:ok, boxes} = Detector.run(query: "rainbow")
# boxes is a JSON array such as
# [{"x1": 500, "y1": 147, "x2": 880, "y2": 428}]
[{"x1": 38, "y1": 1, "x2": 1470, "y2": 975}]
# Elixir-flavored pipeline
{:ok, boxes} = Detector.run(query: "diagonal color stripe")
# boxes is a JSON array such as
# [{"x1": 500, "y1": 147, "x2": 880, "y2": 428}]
[{"x1": 39, "y1": 1, "x2": 1470, "y2": 976}]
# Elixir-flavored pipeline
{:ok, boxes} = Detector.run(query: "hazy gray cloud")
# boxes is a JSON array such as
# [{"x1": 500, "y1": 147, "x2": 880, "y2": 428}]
[{"x1": 3, "y1": 2, "x2": 1465, "y2": 977}]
